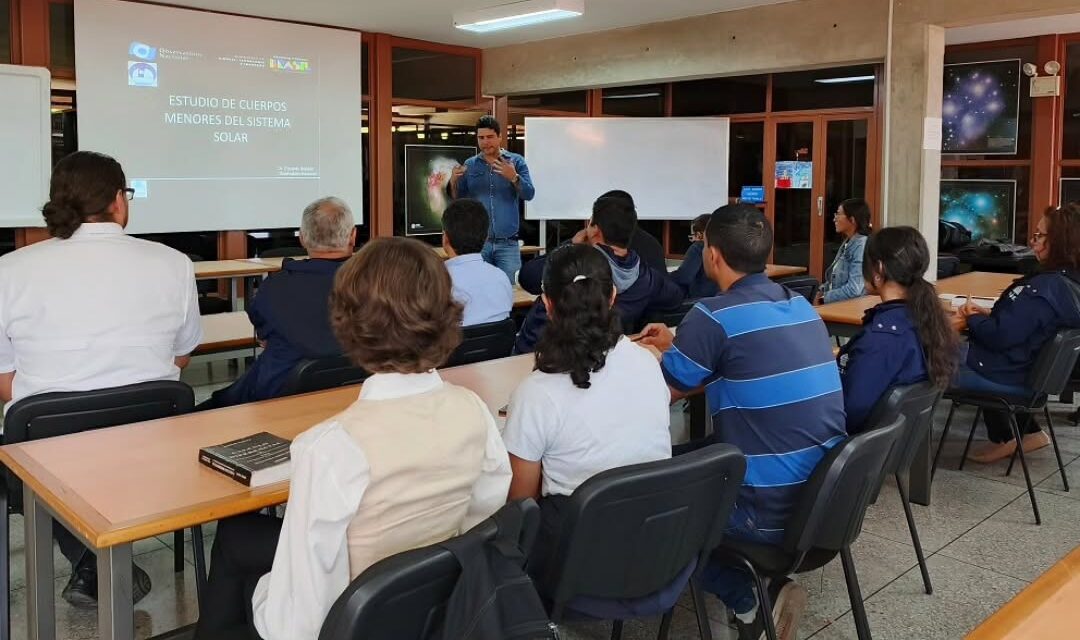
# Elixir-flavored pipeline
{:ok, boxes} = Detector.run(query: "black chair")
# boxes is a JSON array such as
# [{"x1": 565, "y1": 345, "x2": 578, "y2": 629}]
[
  {"x1": 279, "y1": 356, "x2": 369, "y2": 396},
  {"x1": 537, "y1": 444, "x2": 746, "y2": 640},
  {"x1": 776, "y1": 275, "x2": 821, "y2": 304},
  {"x1": 640, "y1": 298, "x2": 699, "y2": 330},
  {"x1": 932, "y1": 329, "x2": 1080, "y2": 525},
  {"x1": 864, "y1": 382, "x2": 942, "y2": 595},
  {"x1": 444, "y1": 318, "x2": 517, "y2": 368},
  {"x1": 712, "y1": 416, "x2": 906, "y2": 640},
  {"x1": 258, "y1": 246, "x2": 307, "y2": 259},
  {"x1": 0, "y1": 381, "x2": 207, "y2": 640},
  {"x1": 318, "y1": 500, "x2": 541, "y2": 640}
]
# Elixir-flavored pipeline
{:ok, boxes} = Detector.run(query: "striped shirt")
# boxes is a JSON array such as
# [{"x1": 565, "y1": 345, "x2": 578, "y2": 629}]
[{"x1": 661, "y1": 273, "x2": 847, "y2": 532}]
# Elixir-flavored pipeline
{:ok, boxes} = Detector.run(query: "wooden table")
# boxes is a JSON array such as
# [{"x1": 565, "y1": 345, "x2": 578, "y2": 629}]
[
  {"x1": 193, "y1": 261, "x2": 280, "y2": 312},
  {"x1": 432, "y1": 245, "x2": 542, "y2": 259},
  {"x1": 194, "y1": 312, "x2": 256, "y2": 356},
  {"x1": 967, "y1": 545, "x2": 1080, "y2": 639},
  {"x1": 0, "y1": 354, "x2": 534, "y2": 640},
  {"x1": 664, "y1": 262, "x2": 807, "y2": 280}
]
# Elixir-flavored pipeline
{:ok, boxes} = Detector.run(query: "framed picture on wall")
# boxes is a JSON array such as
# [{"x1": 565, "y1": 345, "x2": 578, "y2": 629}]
[
  {"x1": 404, "y1": 145, "x2": 477, "y2": 236},
  {"x1": 1062, "y1": 178, "x2": 1080, "y2": 207},
  {"x1": 941, "y1": 59, "x2": 1021, "y2": 155},
  {"x1": 939, "y1": 179, "x2": 1017, "y2": 242}
]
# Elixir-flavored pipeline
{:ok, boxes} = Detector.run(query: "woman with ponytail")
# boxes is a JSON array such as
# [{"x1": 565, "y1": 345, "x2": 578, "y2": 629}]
[
  {"x1": 837, "y1": 227, "x2": 959, "y2": 433},
  {"x1": 502, "y1": 244, "x2": 672, "y2": 583}
]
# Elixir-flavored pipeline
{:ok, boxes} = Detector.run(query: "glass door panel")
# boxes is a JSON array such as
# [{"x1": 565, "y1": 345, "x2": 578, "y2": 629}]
[
  {"x1": 773, "y1": 122, "x2": 815, "y2": 271},
  {"x1": 822, "y1": 119, "x2": 870, "y2": 273}
]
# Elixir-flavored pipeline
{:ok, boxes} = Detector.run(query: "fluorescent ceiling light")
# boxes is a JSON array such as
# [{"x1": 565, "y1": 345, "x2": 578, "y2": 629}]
[
  {"x1": 603, "y1": 92, "x2": 662, "y2": 100},
  {"x1": 454, "y1": 0, "x2": 584, "y2": 33},
  {"x1": 814, "y1": 75, "x2": 875, "y2": 84}
]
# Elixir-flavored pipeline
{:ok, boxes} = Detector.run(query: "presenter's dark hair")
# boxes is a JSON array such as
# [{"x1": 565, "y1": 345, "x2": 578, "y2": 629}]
[
  {"x1": 42, "y1": 151, "x2": 126, "y2": 239},
  {"x1": 598, "y1": 190, "x2": 636, "y2": 211},
  {"x1": 840, "y1": 198, "x2": 873, "y2": 236},
  {"x1": 705, "y1": 204, "x2": 772, "y2": 274},
  {"x1": 862, "y1": 227, "x2": 958, "y2": 388},
  {"x1": 1041, "y1": 203, "x2": 1080, "y2": 272},
  {"x1": 590, "y1": 197, "x2": 638, "y2": 249},
  {"x1": 535, "y1": 244, "x2": 622, "y2": 389},
  {"x1": 476, "y1": 115, "x2": 501, "y2": 136},
  {"x1": 443, "y1": 199, "x2": 490, "y2": 255},
  {"x1": 330, "y1": 237, "x2": 462, "y2": 374}
]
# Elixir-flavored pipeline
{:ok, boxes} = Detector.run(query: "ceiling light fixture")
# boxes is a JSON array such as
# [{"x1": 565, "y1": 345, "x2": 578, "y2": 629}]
[
  {"x1": 454, "y1": 0, "x2": 584, "y2": 33},
  {"x1": 603, "y1": 92, "x2": 662, "y2": 100},
  {"x1": 814, "y1": 75, "x2": 875, "y2": 85}
]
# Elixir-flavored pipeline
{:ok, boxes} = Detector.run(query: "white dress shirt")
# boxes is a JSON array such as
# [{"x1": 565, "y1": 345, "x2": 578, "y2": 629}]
[
  {"x1": 251, "y1": 370, "x2": 513, "y2": 640},
  {"x1": 0, "y1": 223, "x2": 202, "y2": 407},
  {"x1": 446, "y1": 253, "x2": 514, "y2": 326}
]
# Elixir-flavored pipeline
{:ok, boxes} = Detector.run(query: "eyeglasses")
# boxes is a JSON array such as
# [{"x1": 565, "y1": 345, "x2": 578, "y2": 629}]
[
  {"x1": 121, "y1": 188, "x2": 136, "y2": 201},
  {"x1": 1030, "y1": 232, "x2": 1048, "y2": 243}
]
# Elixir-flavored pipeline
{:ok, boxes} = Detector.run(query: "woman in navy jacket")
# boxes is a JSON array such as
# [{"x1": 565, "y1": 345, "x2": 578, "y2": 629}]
[
  {"x1": 822, "y1": 199, "x2": 872, "y2": 303},
  {"x1": 957, "y1": 205, "x2": 1080, "y2": 463},
  {"x1": 838, "y1": 227, "x2": 959, "y2": 433}
]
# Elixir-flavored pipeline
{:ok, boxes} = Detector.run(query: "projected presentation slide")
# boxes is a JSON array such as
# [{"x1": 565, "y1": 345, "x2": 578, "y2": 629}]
[{"x1": 75, "y1": 0, "x2": 364, "y2": 233}]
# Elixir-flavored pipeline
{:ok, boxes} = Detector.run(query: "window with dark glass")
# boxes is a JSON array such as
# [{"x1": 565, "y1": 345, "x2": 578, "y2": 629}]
[
  {"x1": 729, "y1": 121, "x2": 765, "y2": 198},
  {"x1": 1063, "y1": 43, "x2": 1080, "y2": 159},
  {"x1": 49, "y1": 1, "x2": 76, "y2": 73},
  {"x1": 601, "y1": 85, "x2": 666, "y2": 117},
  {"x1": 0, "y1": 0, "x2": 11, "y2": 64},
  {"x1": 671, "y1": 75, "x2": 767, "y2": 116},
  {"x1": 508, "y1": 90, "x2": 588, "y2": 113},
  {"x1": 391, "y1": 48, "x2": 476, "y2": 102},
  {"x1": 361, "y1": 41, "x2": 370, "y2": 97},
  {"x1": 771, "y1": 65, "x2": 876, "y2": 111}
]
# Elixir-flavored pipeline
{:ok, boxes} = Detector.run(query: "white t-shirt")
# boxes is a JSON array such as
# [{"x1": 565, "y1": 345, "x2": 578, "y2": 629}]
[
  {"x1": 0, "y1": 223, "x2": 202, "y2": 407},
  {"x1": 503, "y1": 337, "x2": 672, "y2": 497}
]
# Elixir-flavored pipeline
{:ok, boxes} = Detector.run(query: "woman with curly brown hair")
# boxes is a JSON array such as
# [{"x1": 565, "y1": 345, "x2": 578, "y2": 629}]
[{"x1": 196, "y1": 237, "x2": 511, "y2": 640}]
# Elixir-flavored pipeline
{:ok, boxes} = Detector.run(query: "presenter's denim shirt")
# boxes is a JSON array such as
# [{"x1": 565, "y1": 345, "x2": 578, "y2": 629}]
[
  {"x1": 823, "y1": 233, "x2": 868, "y2": 303},
  {"x1": 455, "y1": 151, "x2": 535, "y2": 240}
]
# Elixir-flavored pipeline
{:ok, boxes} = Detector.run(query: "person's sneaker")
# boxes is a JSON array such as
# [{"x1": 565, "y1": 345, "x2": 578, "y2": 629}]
[
  {"x1": 61, "y1": 562, "x2": 153, "y2": 609},
  {"x1": 735, "y1": 578, "x2": 808, "y2": 640}
]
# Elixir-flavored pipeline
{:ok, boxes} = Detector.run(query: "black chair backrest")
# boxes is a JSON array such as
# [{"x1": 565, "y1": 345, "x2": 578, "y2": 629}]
[
  {"x1": 3, "y1": 381, "x2": 194, "y2": 510},
  {"x1": 318, "y1": 500, "x2": 540, "y2": 640},
  {"x1": 783, "y1": 416, "x2": 905, "y2": 554},
  {"x1": 259, "y1": 246, "x2": 308, "y2": 258},
  {"x1": 544, "y1": 444, "x2": 745, "y2": 607},
  {"x1": 444, "y1": 318, "x2": 517, "y2": 368},
  {"x1": 777, "y1": 275, "x2": 821, "y2": 304},
  {"x1": 1027, "y1": 329, "x2": 1080, "y2": 397},
  {"x1": 279, "y1": 356, "x2": 369, "y2": 397},
  {"x1": 641, "y1": 298, "x2": 698, "y2": 329},
  {"x1": 865, "y1": 382, "x2": 941, "y2": 475}
]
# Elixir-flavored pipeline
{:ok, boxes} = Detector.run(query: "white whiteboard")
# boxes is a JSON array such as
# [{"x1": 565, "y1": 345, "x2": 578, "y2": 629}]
[
  {"x1": 525, "y1": 117, "x2": 730, "y2": 220},
  {"x1": 0, "y1": 65, "x2": 52, "y2": 228}
]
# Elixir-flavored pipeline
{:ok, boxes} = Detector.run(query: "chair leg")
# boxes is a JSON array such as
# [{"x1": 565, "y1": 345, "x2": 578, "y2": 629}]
[
  {"x1": 192, "y1": 526, "x2": 209, "y2": 607},
  {"x1": 895, "y1": 473, "x2": 932, "y2": 595},
  {"x1": 840, "y1": 547, "x2": 873, "y2": 640},
  {"x1": 1009, "y1": 413, "x2": 1042, "y2": 525},
  {"x1": 610, "y1": 619, "x2": 623, "y2": 640},
  {"x1": 931, "y1": 401, "x2": 957, "y2": 480},
  {"x1": 750, "y1": 571, "x2": 779, "y2": 640},
  {"x1": 689, "y1": 580, "x2": 714, "y2": 640},
  {"x1": 1045, "y1": 407, "x2": 1070, "y2": 492},
  {"x1": 656, "y1": 609, "x2": 674, "y2": 640},
  {"x1": 958, "y1": 408, "x2": 982, "y2": 471},
  {"x1": 173, "y1": 530, "x2": 185, "y2": 573},
  {"x1": 1, "y1": 495, "x2": 9, "y2": 640}
]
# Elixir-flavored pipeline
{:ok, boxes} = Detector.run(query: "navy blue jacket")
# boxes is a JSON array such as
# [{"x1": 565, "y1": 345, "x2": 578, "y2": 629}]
[
  {"x1": 213, "y1": 258, "x2": 346, "y2": 406},
  {"x1": 519, "y1": 230, "x2": 669, "y2": 296},
  {"x1": 671, "y1": 242, "x2": 719, "y2": 299},
  {"x1": 966, "y1": 270, "x2": 1080, "y2": 387},
  {"x1": 514, "y1": 245, "x2": 685, "y2": 354},
  {"x1": 837, "y1": 301, "x2": 929, "y2": 434}
]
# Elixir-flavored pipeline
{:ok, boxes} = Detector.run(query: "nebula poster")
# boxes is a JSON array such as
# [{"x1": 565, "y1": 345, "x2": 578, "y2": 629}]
[
  {"x1": 941, "y1": 60, "x2": 1021, "y2": 155},
  {"x1": 404, "y1": 145, "x2": 476, "y2": 236},
  {"x1": 939, "y1": 180, "x2": 1016, "y2": 242}
]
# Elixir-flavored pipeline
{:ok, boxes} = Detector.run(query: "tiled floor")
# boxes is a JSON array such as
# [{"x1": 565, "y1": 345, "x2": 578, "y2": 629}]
[{"x1": 4, "y1": 363, "x2": 1079, "y2": 639}]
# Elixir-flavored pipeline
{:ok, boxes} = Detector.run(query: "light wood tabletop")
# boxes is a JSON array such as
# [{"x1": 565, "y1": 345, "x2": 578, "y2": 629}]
[
  {"x1": 433, "y1": 245, "x2": 542, "y2": 259},
  {"x1": 934, "y1": 271, "x2": 1018, "y2": 299},
  {"x1": 0, "y1": 354, "x2": 535, "y2": 551},
  {"x1": 192, "y1": 259, "x2": 279, "y2": 280},
  {"x1": 195, "y1": 312, "x2": 256, "y2": 355},
  {"x1": 765, "y1": 264, "x2": 808, "y2": 279},
  {"x1": 967, "y1": 545, "x2": 1080, "y2": 639}
]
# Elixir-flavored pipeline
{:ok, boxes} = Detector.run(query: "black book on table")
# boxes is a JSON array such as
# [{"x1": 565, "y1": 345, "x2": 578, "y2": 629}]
[{"x1": 199, "y1": 431, "x2": 291, "y2": 487}]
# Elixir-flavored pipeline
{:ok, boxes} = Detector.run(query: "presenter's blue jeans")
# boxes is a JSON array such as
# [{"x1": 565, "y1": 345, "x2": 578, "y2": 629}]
[{"x1": 483, "y1": 238, "x2": 522, "y2": 285}]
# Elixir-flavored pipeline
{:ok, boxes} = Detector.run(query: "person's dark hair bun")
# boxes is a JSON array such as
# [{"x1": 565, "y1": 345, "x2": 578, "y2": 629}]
[
  {"x1": 42, "y1": 198, "x2": 85, "y2": 240},
  {"x1": 41, "y1": 151, "x2": 127, "y2": 239}
]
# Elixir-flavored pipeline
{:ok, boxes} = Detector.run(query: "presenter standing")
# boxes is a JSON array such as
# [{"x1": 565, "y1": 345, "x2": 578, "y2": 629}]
[{"x1": 451, "y1": 116, "x2": 535, "y2": 283}]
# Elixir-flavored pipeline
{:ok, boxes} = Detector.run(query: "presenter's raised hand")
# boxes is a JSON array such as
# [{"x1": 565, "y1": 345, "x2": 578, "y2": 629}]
[{"x1": 492, "y1": 159, "x2": 518, "y2": 183}]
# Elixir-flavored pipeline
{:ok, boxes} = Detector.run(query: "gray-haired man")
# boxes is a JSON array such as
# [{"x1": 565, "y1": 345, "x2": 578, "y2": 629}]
[{"x1": 198, "y1": 197, "x2": 356, "y2": 409}]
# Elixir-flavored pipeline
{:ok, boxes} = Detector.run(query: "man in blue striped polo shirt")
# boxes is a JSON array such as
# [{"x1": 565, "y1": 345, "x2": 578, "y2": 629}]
[{"x1": 639, "y1": 204, "x2": 846, "y2": 640}]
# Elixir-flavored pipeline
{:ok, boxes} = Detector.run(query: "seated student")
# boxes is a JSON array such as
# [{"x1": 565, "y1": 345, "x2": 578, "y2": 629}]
[
  {"x1": 503, "y1": 243, "x2": 672, "y2": 583},
  {"x1": 837, "y1": 227, "x2": 959, "y2": 433},
  {"x1": 199, "y1": 197, "x2": 355, "y2": 409},
  {"x1": 442, "y1": 198, "x2": 514, "y2": 326},
  {"x1": 671, "y1": 213, "x2": 720, "y2": 298},
  {"x1": 639, "y1": 204, "x2": 846, "y2": 640},
  {"x1": 822, "y1": 198, "x2": 872, "y2": 303},
  {"x1": 0, "y1": 150, "x2": 202, "y2": 607},
  {"x1": 514, "y1": 197, "x2": 685, "y2": 353},
  {"x1": 194, "y1": 237, "x2": 512, "y2": 640},
  {"x1": 954, "y1": 204, "x2": 1080, "y2": 463}
]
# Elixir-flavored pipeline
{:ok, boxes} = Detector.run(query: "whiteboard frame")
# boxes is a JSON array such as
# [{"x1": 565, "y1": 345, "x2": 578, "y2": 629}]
[{"x1": 0, "y1": 64, "x2": 52, "y2": 228}]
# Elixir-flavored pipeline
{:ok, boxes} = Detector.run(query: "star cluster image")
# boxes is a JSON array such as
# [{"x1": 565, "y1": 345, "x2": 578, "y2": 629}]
[
  {"x1": 942, "y1": 60, "x2": 1020, "y2": 154},
  {"x1": 939, "y1": 180, "x2": 1015, "y2": 243}
]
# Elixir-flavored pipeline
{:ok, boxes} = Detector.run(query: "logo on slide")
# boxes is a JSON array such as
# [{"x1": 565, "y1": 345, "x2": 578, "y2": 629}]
[
  {"x1": 128, "y1": 41, "x2": 158, "y2": 61},
  {"x1": 128, "y1": 61, "x2": 159, "y2": 87},
  {"x1": 269, "y1": 56, "x2": 311, "y2": 73},
  {"x1": 130, "y1": 180, "x2": 149, "y2": 199}
]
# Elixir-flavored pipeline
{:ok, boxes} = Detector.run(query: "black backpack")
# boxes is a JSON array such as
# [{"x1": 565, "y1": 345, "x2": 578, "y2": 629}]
[
  {"x1": 939, "y1": 220, "x2": 973, "y2": 251},
  {"x1": 437, "y1": 500, "x2": 558, "y2": 640}
]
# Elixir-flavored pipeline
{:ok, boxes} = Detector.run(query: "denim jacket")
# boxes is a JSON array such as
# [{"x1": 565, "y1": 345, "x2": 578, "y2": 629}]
[
  {"x1": 823, "y1": 234, "x2": 868, "y2": 303},
  {"x1": 455, "y1": 151, "x2": 535, "y2": 239}
]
